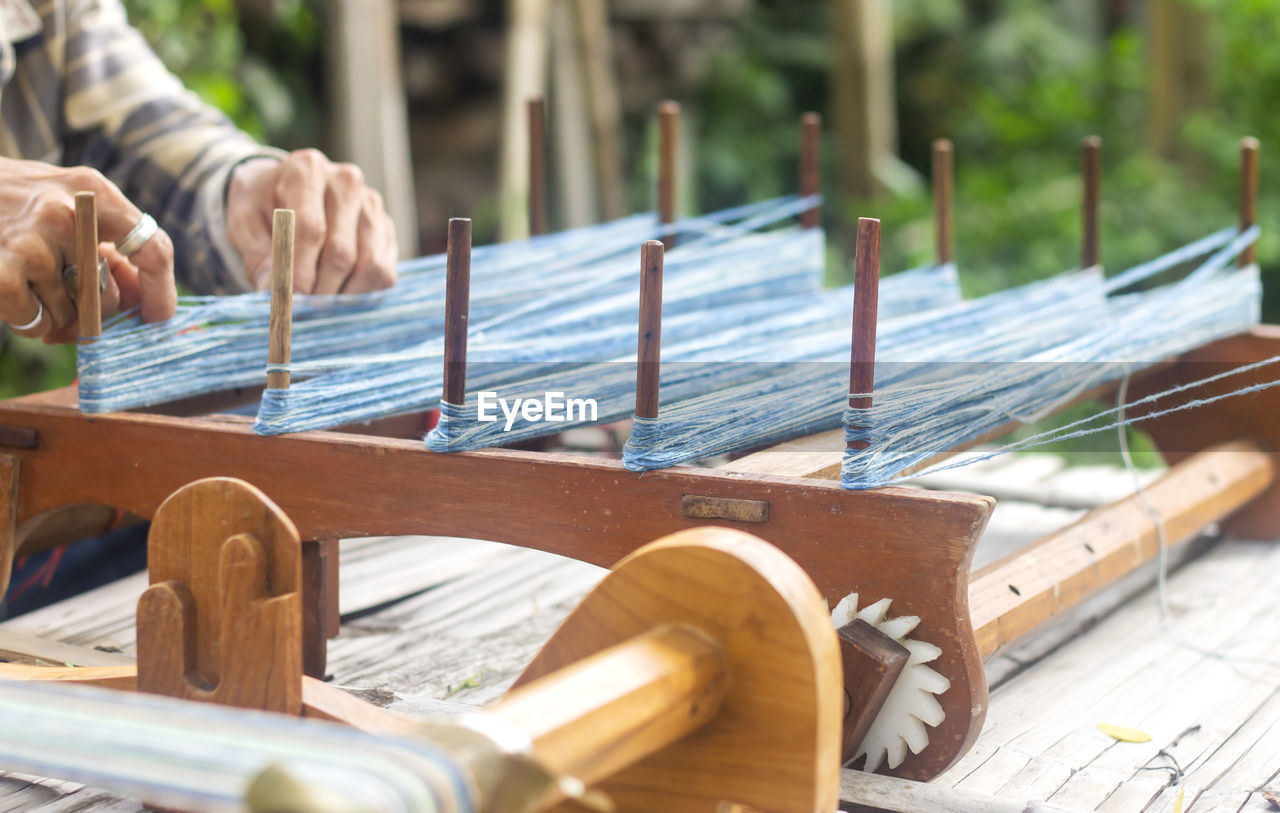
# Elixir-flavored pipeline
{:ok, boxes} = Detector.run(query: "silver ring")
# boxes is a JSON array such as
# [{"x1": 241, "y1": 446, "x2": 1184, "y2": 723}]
[
  {"x1": 11, "y1": 300, "x2": 43, "y2": 332},
  {"x1": 116, "y1": 213, "x2": 158, "y2": 257},
  {"x1": 63, "y1": 257, "x2": 109, "y2": 302}
]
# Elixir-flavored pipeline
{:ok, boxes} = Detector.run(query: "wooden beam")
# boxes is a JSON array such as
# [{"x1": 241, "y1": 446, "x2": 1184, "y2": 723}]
[{"x1": 969, "y1": 438, "x2": 1274, "y2": 659}]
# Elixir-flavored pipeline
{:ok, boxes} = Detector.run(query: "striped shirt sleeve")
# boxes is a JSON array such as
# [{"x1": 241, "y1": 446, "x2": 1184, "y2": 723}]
[{"x1": 49, "y1": 0, "x2": 281, "y2": 293}]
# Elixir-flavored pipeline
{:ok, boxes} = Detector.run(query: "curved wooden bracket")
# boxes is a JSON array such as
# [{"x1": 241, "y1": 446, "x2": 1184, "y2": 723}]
[{"x1": 137, "y1": 477, "x2": 303, "y2": 714}]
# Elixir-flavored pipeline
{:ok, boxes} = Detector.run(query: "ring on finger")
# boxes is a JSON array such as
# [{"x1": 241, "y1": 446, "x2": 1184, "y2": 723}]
[
  {"x1": 63, "y1": 257, "x2": 110, "y2": 302},
  {"x1": 115, "y1": 213, "x2": 158, "y2": 257},
  {"x1": 10, "y1": 300, "x2": 44, "y2": 332}
]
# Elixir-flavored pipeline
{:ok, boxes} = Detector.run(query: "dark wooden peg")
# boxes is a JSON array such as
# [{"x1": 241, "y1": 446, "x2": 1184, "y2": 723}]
[
  {"x1": 1240, "y1": 136, "x2": 1259, "y2": 267},
  {"x1": 932, "y1": 139, "x2": 954, "y2": 265},
  {"x1": 837, "y1": 619, "x2": 910, "y2": 763},
  {"x1": 800, "y1": 112, "x2": 822, "y2": 229},
  {"x1": 635, "y1": 240, "x2": 665, "y2": 420},
  {"x1": 658, "y1": 101, "x2": 680, "y2": 248},
  {"x1": 443, "y1": 217, "x2": 472, "y2": 406},
  {"x1": 1081, "y1": 135, "x2": 1101, "y2": 269},
  {"x1": 528, "y1": 96, "x2": 547, "y2": 237},
  {"x1": 848, "y1": 217, "x2": 881, "y2": 451}
]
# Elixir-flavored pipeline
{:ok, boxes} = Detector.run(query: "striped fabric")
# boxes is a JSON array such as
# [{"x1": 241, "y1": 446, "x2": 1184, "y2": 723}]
[
  {"x1": 0, "y1": 681, "x2": 477, "y2": 812},
  {"x1": 0, "y1": 0, "x2": 282, "y2": 294}
]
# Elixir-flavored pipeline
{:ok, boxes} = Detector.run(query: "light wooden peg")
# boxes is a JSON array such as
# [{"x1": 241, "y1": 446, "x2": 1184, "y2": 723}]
[
  {"x1": 933, "y1": 139, "x2": 954, "y2": 265},
  {"x1": 800, "y1": 112, "x2": 822, "y2": 229},
  {"x1": 848, "y1": 217, "x2": 881, "y2": 451},
  {"x1": 635, "y1": 240, "x2": 664, "y2": 421},
  {"x1": 74, "y1": 192, "x2": 101, "y2": 341},
  {"x1": 528, "y1": 96, "x2": 547, "y2": 237},
  {"x1": 443, "y1": 217, "x2": 472, "y2": 407},
  {"x1": 1240, "y1": 136, "x2": 1259, "y2": 267},
  {"x1": 658, "y1": 100, "x2": 679, "y2": 248},
  {"x1": 267, "y1": 209, "x2": 295, "y2": 390},
  {"x1": 1081, "y1": 135, "x2": 1101, "y2": 269}
]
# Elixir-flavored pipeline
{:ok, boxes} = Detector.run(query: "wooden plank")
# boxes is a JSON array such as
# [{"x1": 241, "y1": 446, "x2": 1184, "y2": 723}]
[
  {"x1": 969, "y1": 438, "x2": 1274, "y2": 658},
  {"x1": 0, "y1": 629, "x2": 133, "y2": 668}
]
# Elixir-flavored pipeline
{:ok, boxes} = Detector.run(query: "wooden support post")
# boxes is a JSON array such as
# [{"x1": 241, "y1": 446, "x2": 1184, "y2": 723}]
[
  {"x1": 442, "y1": 218, "x2": 472, "y2": 406},
  {"x1": 635, "y1": 240, "x2": 664, "y2": 420},
  {"x1": 74, "y1": 192, "x2": 101, "y2": 341},
  {"x1": 932, "y1": 139, "x2": 953, "y2": 266},
  {"x1": 800, "y1": 112, "x2": 822, "y2": 229},
  {"x1": 837, "y1": 619, "x2": 908, "y2": 762},
  {"x1": 1240, "y1": 136, "x2": 1259, "y2": 267},
  {"x1": 658, "y1": 101, "x2": 679, "y2": 248},
  {"x1": 1081, "y1": 136, "x2": 1101, "y2": 269},
  {"x1": 300, "y1": 540, "x2": 331, "y2": 679},
  {"x1": 267, "y1": 210, "x2": 295, "y2": 391},
  {"x1": 528, "y1": 96, "x2": 548, "y2": 236},
  {"x1": 847, "y1": 218, "x2": 880, "y2": 451}
]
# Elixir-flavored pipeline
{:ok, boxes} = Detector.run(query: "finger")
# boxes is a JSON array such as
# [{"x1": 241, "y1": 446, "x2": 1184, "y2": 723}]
[
  {"x1": 98, "y1": 243, "x2": 132, "y2": 315},
  {"x1": 313, "y1": 164, "x2": 365, "y2": 295},
  {"x1": 240, "y1": 211, "x2": 274, "y2": 291},
  {"x1": 342, "y1": 202, "x2": 393, "y2": 294},
  {"x1": 58, "y1": 167, "x2": 176, "y2": 322},
  {"x1": 0, "y1": 259, "x2": 50, "y2": 340},
  {"x1": 8, "y1": 232, "x2": 76, "y2": 336},
  {"x1": 272, "y1": 150, "x2": 329, "y2": 294}
]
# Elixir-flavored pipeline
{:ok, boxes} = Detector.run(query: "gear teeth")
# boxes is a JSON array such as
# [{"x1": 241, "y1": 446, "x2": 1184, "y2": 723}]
[
  {"x1": 858, "y1": 745, "x2": 884, "y2": 774},
  {"x1": 877, "y1": 613, "x2": 920, "y2": 640},
  {"x1": 884, "y1": 733, "x2": 907, "y2": 769},
  {"x1": 915, "y1": 665, "x2": 951, "y2": 696},
  {"x1": 831, "y1": 593, "x2": 861, "y2": 627},
  {"x1": 914, "y1": 688, "x2": 946, "y2": 728},
  {"x1": 903, "y1": 638, "x2": 942, "y2": 665},
  {"x1": 857, "y1": 597, "x2": 893, "y2": 626},
  {"x1": 902, "y1": 714, "x2": 930, "y2": 754}
]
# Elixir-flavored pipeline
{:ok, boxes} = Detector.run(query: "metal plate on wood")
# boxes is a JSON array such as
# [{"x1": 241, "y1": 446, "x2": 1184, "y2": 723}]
[{"x1": 681, "y1": 494, "x2": 769, "y2": 524}]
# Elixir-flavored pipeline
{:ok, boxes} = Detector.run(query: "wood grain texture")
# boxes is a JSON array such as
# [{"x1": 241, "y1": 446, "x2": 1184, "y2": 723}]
[
  {"x1": 528, "y1": 96, "x2": 548, "y2": 236},
  {"x1": 74, "y1": 192, "x2": 101, "y2": 340},
  {"x1": 932, "y1": 139, "x2": 953, "y2": 265},
  {"x1": 838, "y1": 619, "x2": 909, "y2": 762},
  {"x1": 510, "y1": 527, "x2": 842, "y2": 812},
  {"x1": 493, "y1": 623, "x2": 728, "y2": 794},
  {"x1": 635, "y1": 240, "x2": 664, "y2": 419},
  {"x1": 301, "y1": 539, "x2": 329, "y2": 678},
  {"x1": 1240, "y1": 137, "x2": 1259, "y2": 267},
  {"x1": 1081, "y1": 136, "x2": 1101, "y2": 269},
  {"x1": 267, "y1": 209, "x2": 295, "y2": 390},
  {"x1": 848, "y1": 217, "x2": 880, "y2": 451},
  {"x1": 443, "y1": 217, "x2": 472, "y2": 405},
  {"x1": 800, "y1": 112, "x2": 822, "y2": 229},
  {"x1": 969, "y1": 438, "x2": 1274, "y2": 658},
  {"x1": 0, "y1": 399, "x2": 993, "y2": 779},
  {"x1": 680, "y1": 494, "x2": 768, "y2": 523},
  {"x1": 1128, "y1": 326, "x2": 1280, "y2": 538},
  {"x1": 137, "y1": 477, "x2": 303, "y2": 714}
]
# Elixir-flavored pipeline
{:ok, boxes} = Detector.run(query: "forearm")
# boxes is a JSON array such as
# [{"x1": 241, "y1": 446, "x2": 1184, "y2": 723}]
[{"x1": 59, "y1": 0, "x2": 279, "y2": 293}]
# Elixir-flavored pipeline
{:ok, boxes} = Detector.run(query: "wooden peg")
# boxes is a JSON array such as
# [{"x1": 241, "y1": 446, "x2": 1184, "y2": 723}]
[
  {"x1": 442, "y1": 217, "x2": 472, "y2": 406},
  {"x1": 932, "y1": 139, "x2": 954, "y2": 265},
  {"x1": 74, "y1": 192, "x2": 101, "y2": 341},
  {"x1": 848, "y1": 217, "x2": 881, "y2": 451},
  {"x1": 1240, "y1": 136, "x2": 1259, "y2": 267},
  {"x1": 267, "y1": 209, "x2": 295, "y2": 390},
  {"x1": 528, "y1": 96, "x2": 548, "y2": 237},
  {"x1": 635, "y1": 240, "x2": 664, "y2": 420},
  {"x1": 837, "y1": 619, "x2": 909, "y2": 763},
  {"x1": 800, "y1": 112, "x2": 822, "y2": 229},
  {"x1": 1081, "y1": 135, "x2": 1101, "y2": 269},
  {"x1": 300, "y1": 538, "x2": 340, "y2": 679},
  {"x1": 137, "y1": 477, "x2": 303, "y2": 715},
  {"x1": 658, "y1": 100, "x2": 679, "y2": 248}
]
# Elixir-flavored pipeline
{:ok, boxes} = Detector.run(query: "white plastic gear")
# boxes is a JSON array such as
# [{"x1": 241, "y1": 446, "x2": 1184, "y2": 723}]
[{"x1": 831, "y1": 592, "x2": 951, "y2": 773}]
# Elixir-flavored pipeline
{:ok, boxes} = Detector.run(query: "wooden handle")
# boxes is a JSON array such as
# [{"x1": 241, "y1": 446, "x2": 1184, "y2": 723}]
[
  {"x1": 658, "y1": 100, "x2": 679, "y2": 248},
  {"x1": 1081, "y1": 135, "x2": 1101, "y2": 269},
  {"x1": 267, "y1": 210, "x2": 295, "y2": 390},
  {"x1": 528, "y1": 96, "x2": 547, "y2": 237},
  {"x1": 484, "y1": 623, "x2": 728, "y2": 795},
  {"x1": 443, "y1": 218, "x2": 472, "y2": 406},
  {"x1": 1240, "y1": 136, "x2": 1259, "y2": 267},
  {"x1": 74, "y1": 192, "x2": 101, "y2": 341},
  {"x1": 848, "y1": 217, "x2": 880, "y2": 450},
  {"x1": 800, "y1": 112, "x2": 822, "y2": 229},
  {"x1": 635, "y1": 240, "x2": 664, "y2": 420},
  {"x1": 932, "y1": 139, "x2": 953, "y2": 265}
]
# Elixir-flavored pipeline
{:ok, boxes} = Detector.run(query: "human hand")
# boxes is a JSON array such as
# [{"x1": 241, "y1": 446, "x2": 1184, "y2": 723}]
[
  {"x1": 0, "y1": 158, "x2": 177, "y2": 343},
  {"x1": 226, "y1": 150, "x2": 398, "y2": 295}
]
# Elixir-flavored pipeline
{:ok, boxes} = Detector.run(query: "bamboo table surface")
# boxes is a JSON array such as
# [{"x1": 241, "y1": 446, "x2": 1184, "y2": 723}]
[{"x1": 1, "y1": 449, "x2": 1277, "y2": 813}]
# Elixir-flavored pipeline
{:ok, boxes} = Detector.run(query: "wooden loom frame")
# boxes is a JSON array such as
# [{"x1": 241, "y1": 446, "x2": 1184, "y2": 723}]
[{"x1": 1, "y1": 120, "x2": 1278, "y2": 782}]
